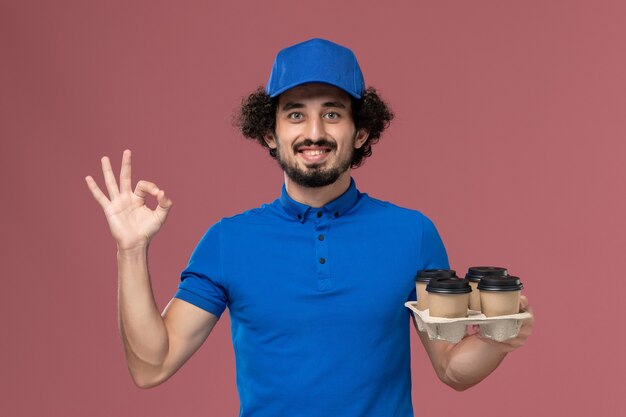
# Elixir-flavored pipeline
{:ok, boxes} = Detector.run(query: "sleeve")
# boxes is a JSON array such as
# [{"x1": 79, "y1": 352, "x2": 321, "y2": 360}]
[
  {"x1": 418, "y1": 214, "x2": 450, "y2": 271},
  {"x1": 174, "y1": 220, "x2": 228, "y2": 318},
  {"x1": 407, "y1": 214, "x2": 450, "y2": 302}
]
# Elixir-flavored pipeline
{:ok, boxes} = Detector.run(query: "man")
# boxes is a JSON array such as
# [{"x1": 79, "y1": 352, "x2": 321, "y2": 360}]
[{"x1": 85, "y1": 38, "x2": 533, "y2": 417}]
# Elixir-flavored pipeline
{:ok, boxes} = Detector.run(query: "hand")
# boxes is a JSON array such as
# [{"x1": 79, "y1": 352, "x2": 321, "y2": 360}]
[
  {"x1": 85, "y1": 149, "x2": 173, "y2": 251},
  {"x1": 476, "y1": 295, "x2": 534, "y2": 353}
]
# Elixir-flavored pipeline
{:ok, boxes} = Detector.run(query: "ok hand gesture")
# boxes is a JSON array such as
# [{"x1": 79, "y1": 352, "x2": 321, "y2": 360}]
[{"x1": 85, "y1": 150, "x2": 173, "y2": 252}]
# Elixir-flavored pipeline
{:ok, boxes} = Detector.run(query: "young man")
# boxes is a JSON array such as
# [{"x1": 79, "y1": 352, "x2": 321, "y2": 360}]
[{"x1": 85, "y1": 38, "x2": 533, "y2": 417}]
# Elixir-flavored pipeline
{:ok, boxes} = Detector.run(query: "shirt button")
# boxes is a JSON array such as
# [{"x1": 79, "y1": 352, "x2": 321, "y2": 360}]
[
  {"x1": 318, "y1": 234, "x2": 325, "y2": 241},
  {"x1": 297, "y1": 214, "x2": 302, "y2": 220},
  {"x1": 317, "y1": 212, "x2": 323, "y2": 218},
  {"x1": 319, "y1": 258, "x2": 326, "y2": 264},
  {"x1": 334, "y1": 212, "x2": 339, "y2": 218}
]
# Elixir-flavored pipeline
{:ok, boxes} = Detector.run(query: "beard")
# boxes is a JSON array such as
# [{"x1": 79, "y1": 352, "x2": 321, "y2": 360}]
[{"x1": 274, "y1": 136, "x2": 355, "y2": 188}]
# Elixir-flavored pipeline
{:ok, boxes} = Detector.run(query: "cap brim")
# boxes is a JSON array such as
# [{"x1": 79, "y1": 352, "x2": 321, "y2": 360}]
[{"x1": 268, "y1": 80, "x2": 362, "y2": 99}]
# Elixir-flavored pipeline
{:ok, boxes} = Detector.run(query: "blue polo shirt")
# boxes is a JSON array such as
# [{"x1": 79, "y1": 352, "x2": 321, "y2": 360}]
[{"x1": 175, "y1": 179, "x2": 449, "y2": 417}]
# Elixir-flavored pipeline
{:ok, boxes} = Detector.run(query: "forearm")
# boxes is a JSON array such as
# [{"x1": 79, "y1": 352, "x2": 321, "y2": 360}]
[
  {"x1": 441, "y1": 333, "x2": 507, "y2": 391},
  {"x1": 417, "y1": 297, "x2": 533, "y2": 391},
  {"x1": 117, "y1": 246, "x2": 169, "y2": 385}
]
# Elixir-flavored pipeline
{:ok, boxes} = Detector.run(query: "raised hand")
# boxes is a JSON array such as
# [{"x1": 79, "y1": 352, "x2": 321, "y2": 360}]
[{"x1": 85, "y1": 149, "x2": 173, "y2": 251}]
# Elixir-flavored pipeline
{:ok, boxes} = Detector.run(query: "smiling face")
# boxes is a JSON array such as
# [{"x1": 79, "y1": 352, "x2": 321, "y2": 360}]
[{"x1": 264, "y1": 83, "x2": 369, "y2": 188}]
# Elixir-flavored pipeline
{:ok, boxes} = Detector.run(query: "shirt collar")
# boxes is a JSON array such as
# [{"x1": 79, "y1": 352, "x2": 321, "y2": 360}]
[{"x1": 278, "y1": 178, "x2": 360, "y2": 222}]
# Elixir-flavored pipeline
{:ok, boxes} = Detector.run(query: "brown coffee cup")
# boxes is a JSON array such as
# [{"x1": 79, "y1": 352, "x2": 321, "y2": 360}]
[
  {"x1": 478, "y1": 276, "x2": 524, "y2": 317},
  {"x1": 426, "y1": 278, "x2": 472, "y2": 318},
  {"x1": 465, "y1": 266, "x2": 508, "y2": 311},
  {"x1": 414, "y1": 270, "x2": 457, "y2": 310}
]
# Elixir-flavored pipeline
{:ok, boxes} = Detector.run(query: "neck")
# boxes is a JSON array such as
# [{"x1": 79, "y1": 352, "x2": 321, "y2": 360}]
[{"x1": 284, "y1": 170, "x2": 352, "y2": 208}]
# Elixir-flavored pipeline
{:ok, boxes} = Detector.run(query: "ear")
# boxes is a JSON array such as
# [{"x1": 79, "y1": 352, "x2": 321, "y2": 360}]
[
  {"x1": 354, "y1": 129, "x2": 369, "y2": 149},
  {"x1": 263, "y1": 132, "x2": 277, "y2": 149}
]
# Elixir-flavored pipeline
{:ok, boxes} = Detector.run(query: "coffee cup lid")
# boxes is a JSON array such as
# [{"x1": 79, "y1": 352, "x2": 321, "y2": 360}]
[
  {"x1": 465, "y1": 266, "x2": 508, "y2": 282},
  {"x1": 415, "y1": 269, "x2": 457, "y2": 283},
  {"x1": 477, "y1": 276, "x2": 524, "y2": 291},
  {"x1": 426, "y1": 278, "x2": 472, "y2": 294}
]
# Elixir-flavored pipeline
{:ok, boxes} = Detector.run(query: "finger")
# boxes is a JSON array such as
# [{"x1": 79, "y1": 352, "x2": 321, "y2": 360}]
[
  {"x1": 517, "y1": 322, "x2": 532, "y2": 339},
  {"x1": 467, "y1": 324, "x2": 480, "y2": 335},
  {"x1": 155, "y1": 189, "x2": 173, "y2": 217},
  {"x1": 521, "y1": 310, "x2": 534, "y2": 330},
  {"x1": 119, "y1": 149, "x2": 132, "y2": 194},
  {"x1": 101, "y1": 156, "x2": 120, "y2": 198},
  {"x1": 524, "y1": 304, "x2": 534, "y2": 316},
  {"x1": 520, "y1": 297, "x2": 534, "y2": 319},
  {"x1": 134, "y1": 180, "x2": 160, "y2": 202},
  {"x1": 519, "y1": 295, "x2": 530, "y2": 311},
  {"x1": 156, "y1": 189, "x2": 172, "y2": 208},
  {"x1": 85, "y1": 175, "x2": 111, "y2": 208}
]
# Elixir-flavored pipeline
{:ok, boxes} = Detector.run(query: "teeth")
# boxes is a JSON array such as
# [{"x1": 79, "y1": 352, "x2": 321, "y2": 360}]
[{"x1": 303, "y1": 150, "x2": 325, "y2": 156}]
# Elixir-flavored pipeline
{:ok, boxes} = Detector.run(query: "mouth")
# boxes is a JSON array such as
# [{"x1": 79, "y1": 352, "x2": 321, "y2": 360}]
[{"x1": 296, "y1": 146, "x2": 332, "y2": 164}]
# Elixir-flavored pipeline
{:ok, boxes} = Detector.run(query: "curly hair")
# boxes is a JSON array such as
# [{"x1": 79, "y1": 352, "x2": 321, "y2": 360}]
[{"x1": 234, "y1": 86, "x2": 394, "y2": 168}]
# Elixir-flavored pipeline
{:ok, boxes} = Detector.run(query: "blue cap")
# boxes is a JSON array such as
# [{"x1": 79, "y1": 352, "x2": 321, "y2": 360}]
[{"x1": 266, "y1": 38, "x2": 365, "y2": 99}]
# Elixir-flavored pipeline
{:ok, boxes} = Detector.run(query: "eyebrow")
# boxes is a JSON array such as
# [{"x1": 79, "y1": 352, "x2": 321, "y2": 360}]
[{"x1": 280, "y1": 101, "x2": 347, "y2": 111}]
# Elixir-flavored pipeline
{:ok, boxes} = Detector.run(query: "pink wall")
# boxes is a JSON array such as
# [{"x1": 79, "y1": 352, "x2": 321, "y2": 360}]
[{"x1": 2, "y1": 1, "x2": 624, "y2": 416}]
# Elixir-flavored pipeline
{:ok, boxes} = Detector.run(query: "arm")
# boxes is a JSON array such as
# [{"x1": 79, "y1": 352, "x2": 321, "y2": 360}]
[
  {"x1": 118, "y1": 247, "x2": 218, "y2": 388},
  {"x1": 416, "y1": 295, "x2": 534, "y2": 391},
  {"x1": 86, "y1": 149, "x2": 217, "y2": 388}
]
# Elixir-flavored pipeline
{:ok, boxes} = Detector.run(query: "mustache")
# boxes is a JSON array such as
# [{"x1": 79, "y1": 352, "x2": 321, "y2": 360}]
[{"x1": 293, "y1": 139, "x2": 337, "y2": 152}]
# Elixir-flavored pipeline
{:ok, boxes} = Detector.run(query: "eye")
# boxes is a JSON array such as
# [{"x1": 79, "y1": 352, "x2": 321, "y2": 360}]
[
  {"x1": 324, "y1": 112, "x2": 340, "y2": 120},
  {"x1": 288, "y1": 112, "x2": 304, "y2": 120}
]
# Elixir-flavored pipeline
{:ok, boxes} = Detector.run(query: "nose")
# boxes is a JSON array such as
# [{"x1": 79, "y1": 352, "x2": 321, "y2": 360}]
[{"x1": 305, "y1": 115, "x2": 326, "y2": 141}]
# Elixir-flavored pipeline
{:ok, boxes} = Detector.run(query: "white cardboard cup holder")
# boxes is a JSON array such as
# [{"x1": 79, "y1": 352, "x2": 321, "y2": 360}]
[{"x1": 405, "y1": 301, "x2": 532, "y2": 344}]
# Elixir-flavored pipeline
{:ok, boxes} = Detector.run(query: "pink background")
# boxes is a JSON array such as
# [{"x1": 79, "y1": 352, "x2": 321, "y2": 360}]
[{"x1": 2, "y1": 1, "x2": 624, "y2": 416}]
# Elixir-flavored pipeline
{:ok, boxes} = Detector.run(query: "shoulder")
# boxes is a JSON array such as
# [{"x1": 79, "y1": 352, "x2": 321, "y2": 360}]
[
  {"x1": 221, "y1": 204, "x2": 269, "y2": 223},
  {"x1": 357, "y1": 193, "x2": 435, "y2": 226},
  {"x1": 208, "y1": 200, "x2": 287, "y2": 232}
]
